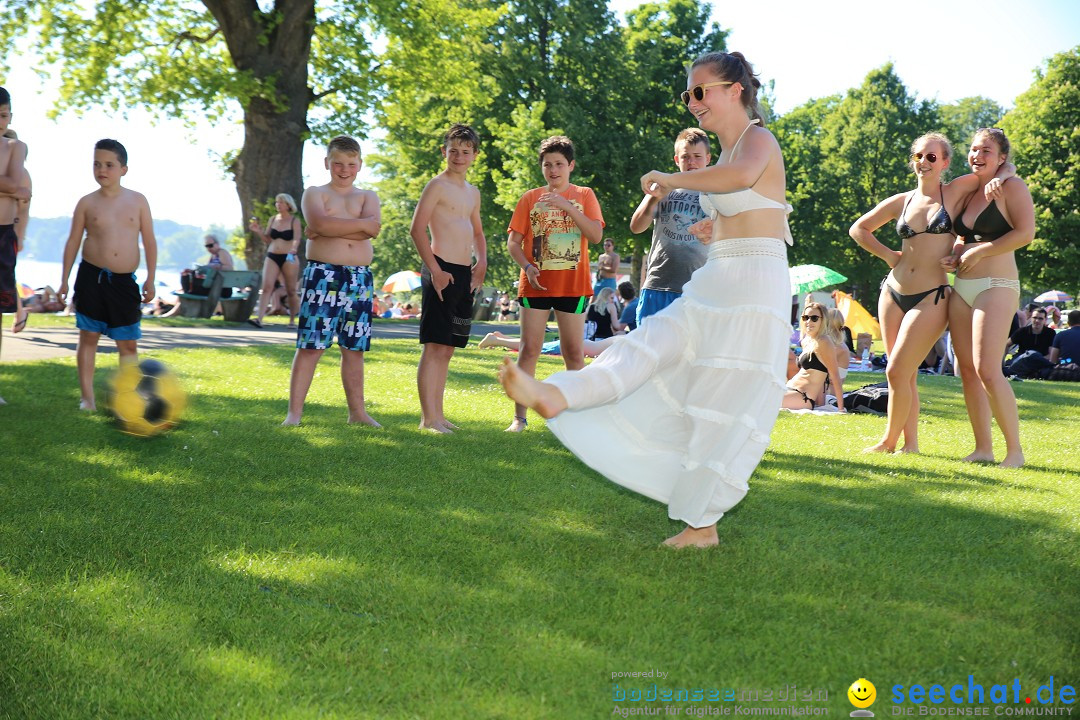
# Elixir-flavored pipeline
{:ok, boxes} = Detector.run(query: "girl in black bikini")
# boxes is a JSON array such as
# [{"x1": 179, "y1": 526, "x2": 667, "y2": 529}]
[
  {"x1": 782, "y1": 301, "x2": 845, "y2": 412},
  {"x1": 248, "y1": 193, "x2": 302, "y2": 328},
  {"x1": 849, "y1": 132, "x2": 1011, "y2": 454}
]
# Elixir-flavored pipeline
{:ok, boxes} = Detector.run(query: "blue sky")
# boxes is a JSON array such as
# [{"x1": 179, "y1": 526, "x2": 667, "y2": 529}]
[{"x1": 6, "y1": 0, "x2": 1078, "y2": 229}]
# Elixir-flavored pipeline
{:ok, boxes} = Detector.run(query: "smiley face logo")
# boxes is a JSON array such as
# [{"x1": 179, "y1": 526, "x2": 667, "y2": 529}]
[{"x1": 848, "y1": 679, "x2": 877, "y2": 708}]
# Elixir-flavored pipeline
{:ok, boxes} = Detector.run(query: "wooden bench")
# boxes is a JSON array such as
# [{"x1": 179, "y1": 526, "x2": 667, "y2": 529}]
[
  {"x1": 175, "y1": 266, "x2": 223, "y2": 319},
  {"x1": 217, "y1": 270, "x2": 262, "y2": 322}
]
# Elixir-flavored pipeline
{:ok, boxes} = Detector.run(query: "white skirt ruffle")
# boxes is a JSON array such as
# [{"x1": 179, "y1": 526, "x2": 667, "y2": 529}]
[{"x1": 546, "y1": 237, "x2": 791, "y2": 528}]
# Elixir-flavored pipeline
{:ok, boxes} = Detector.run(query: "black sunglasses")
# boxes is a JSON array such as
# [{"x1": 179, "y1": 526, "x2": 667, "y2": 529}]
[
  {"x1": 801, "y1": 314, "x2": 821, "y2": 322},
  {"x1": 205, "y1": 244, "x2": 216, "y2": 249},
  {"x1": 911, "y1": 152, "x2": 938, "y2": 163}
]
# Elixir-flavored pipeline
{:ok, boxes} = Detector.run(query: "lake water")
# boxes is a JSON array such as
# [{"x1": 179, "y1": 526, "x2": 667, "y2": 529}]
[{"x1": 15, "y1": 257, "x2": 185, "y2": 298}]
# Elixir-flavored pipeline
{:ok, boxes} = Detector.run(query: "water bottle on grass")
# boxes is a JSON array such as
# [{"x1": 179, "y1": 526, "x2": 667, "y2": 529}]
[{"x1": 860, "y1": 347, "x2": 870, "y2": 371}]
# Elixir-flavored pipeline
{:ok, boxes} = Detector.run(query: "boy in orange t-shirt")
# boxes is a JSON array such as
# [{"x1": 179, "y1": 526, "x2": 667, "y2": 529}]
[{"x1": 504, "y1": 135, "x2": 605, "y2": 432}]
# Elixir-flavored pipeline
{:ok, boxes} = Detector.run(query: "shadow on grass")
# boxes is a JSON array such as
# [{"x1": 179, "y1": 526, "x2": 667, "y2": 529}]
[{"x1": 1, "y1": 356, "x2": 1077, "y2": 717}]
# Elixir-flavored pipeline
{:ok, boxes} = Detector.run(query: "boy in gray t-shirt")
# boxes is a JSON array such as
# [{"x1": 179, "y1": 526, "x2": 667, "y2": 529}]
[{"x1": 629, "y1": 128, "x2": 711, "y2": 324}]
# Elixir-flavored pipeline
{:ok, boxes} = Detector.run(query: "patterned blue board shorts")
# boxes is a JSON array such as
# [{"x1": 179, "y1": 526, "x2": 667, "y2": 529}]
[{"x1": 296, "y1": 261, "x2": 374, "y2": 352}]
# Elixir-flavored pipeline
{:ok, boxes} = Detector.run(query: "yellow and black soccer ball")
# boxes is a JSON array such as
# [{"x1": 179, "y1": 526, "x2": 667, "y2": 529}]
[{"x1": 106, "y1": 358, "x2": 187, "y2": 437}]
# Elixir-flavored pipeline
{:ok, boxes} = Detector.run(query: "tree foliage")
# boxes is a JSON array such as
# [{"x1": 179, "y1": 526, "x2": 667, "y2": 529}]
[{"x1": 999, "y1": 47, "x2": 1080, "y2": 297}]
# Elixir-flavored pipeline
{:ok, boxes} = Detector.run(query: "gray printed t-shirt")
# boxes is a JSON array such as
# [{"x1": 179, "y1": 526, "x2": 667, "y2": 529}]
[{"x1": 642, "y1": 189, "x2": 709, "y2": 293}]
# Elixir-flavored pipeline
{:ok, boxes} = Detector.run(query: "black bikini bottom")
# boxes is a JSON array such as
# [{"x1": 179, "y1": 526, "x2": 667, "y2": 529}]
[
  {"x1": 886, "y1": 282, "x2": 948, "y2": 314},
  {"x1": 787, "y1": 386, "x2": 814, "y2": 408},
  {"x1": 267, "y1": 252, "x2": 288, "y2": 270}
]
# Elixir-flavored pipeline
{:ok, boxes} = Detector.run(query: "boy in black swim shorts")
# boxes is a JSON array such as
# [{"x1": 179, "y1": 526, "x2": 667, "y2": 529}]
[
  {"x1": 408, "y1": 124, "x2": 488, "y2": 433},
  {"x1": 58, "y1": 139, "x2": 158, "y2": 411}
]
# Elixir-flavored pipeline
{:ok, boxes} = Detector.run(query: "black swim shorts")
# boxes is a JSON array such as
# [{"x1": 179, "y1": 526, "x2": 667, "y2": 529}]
[{"x1": 419, "y1": 255, "x2": 474, "y2": 347}]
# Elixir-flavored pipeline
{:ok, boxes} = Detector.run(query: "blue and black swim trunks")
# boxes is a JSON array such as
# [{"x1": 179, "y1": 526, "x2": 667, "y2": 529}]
[
  {"x1": 296, "y1": 261, "x2": 374, "y2": 352},
  {"x1": 73, "y1": 259, "x2": 142, "y2": 340}
]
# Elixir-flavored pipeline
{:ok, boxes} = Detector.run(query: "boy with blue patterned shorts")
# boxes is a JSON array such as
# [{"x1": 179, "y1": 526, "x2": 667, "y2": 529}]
[{"x1": 284, "y1": 135, "x2": 381, "y2": 426}]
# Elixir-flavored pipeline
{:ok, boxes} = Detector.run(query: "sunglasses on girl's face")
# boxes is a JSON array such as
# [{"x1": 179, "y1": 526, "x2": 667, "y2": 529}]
[
  {"x1": 911, "y1": 152, "x2": 938, "y2": 163},
  {"x1": 205, "y1": 244, "x2": 216, "y2": 249},
  {"x1": 801, "y1": 314, "x2": 821, "y2": 322},
  {"x1": 680, "y1": 81, "x2": 734, "y2": 106}
]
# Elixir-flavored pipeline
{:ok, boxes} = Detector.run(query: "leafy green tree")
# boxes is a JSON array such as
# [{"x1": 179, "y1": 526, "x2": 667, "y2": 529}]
[
  {"x1": 999, "y1": 47, "x2": 1080, "y2": 297},
  {"x1": 0, "y1": 0, "x2": 382, "y2": 269}
]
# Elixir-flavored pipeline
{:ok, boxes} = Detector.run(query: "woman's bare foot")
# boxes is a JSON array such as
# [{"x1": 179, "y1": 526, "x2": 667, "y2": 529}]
[
  {"x1": 898, "y1": 444, "x2": 919, "y2": 454},
  {"x1": 79, "y1": 399, "x2": 96, "y2": 411},
  {"x1": 497, "y1": 357, "x2": 568, "y2": 419},
  {"x1": 281, "y1": 413, "x2": 301, "y2": 426},
  {"x1": 663, "y1": 525, "x2": 719, "y2": 549},
  {"x1": 505, "y1": 416, "x2": 527, "y2": 432},
  {"x1": 348, "y1": 412, "x2": 382, "y2": 428},
  {"x1": 999, "y1": 450, "x2": 1025, "y2": 469},
  {"x1": 962, "y1": 450, "x2": 995, "y2": 463},
  {"x1": 478, "y1": 331, "x2": 505, "y2": 349},
  {"x1": 419, "y1": 420, "x2": 453, "y2": 433},
  {"x1": 863, "y1": 441, "x2": 895, "y2": 454}
]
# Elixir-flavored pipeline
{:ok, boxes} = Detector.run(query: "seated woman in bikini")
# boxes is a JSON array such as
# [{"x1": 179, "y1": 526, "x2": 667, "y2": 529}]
[
  {"x1": 940, "y1": 128, "x2": 1034, "y2": 468},
  {"x1": 782, "y1": 301, "x2": 845, "y2": 412},
  {"x1": 850, "y1": 132, "x2": 1012, "y2": 454}
]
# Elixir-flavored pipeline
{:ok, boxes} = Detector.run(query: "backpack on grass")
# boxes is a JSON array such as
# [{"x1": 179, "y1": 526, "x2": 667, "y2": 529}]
[{"x1": 843, "y1": 381, "x2": 889, "y2": 415}]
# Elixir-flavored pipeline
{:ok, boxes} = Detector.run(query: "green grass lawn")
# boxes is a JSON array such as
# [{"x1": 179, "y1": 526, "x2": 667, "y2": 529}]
[{"x1": 1, "y1": 340, "x2": 1077, "y2": 719}]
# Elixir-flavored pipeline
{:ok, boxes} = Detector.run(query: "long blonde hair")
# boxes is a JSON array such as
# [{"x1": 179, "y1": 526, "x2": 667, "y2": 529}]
[
  {"x1": 590, "y1": 286, "x2": 615, "y2": 314},
  {"x1": 799, "y1": 301, "x2": 831, "y2": 365}
]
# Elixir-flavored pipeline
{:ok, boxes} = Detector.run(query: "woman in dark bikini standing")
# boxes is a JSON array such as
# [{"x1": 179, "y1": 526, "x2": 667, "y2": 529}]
[
  {"x1": 941, "y1": 128, "x2": 1034, "y2": 468},
  {"x1": 249, "y1": 193, "x2": 301, "y2": 328},
  {"x1": 850, "y1": 132, "x2": 1010, "y2": 454}
]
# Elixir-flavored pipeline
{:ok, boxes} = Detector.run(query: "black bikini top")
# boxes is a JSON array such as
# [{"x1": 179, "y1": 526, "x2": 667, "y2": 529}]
[
  {"x1": 896, "y1": 184, "x2": 952, "y2": 239},
  {"x1": 269, "y1": 226, "x2": 294, "y2": 241},
  {"x1": 797, "y1": 350, "x2": 828, "y2": 374},
  {"x1": 954, "y1": 199, "x2": 1012, "y2": 242}
]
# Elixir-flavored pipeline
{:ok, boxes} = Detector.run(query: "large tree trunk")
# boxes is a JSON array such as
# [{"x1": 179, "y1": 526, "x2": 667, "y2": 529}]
[{"x1": 202, "y1": 0, "x2": 315, "y2": 270}]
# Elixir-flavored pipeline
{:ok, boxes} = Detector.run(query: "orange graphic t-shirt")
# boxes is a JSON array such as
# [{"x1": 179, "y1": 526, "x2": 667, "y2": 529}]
[{"x1": 508, "y1": 184, "x2": 605, "y2": 298}]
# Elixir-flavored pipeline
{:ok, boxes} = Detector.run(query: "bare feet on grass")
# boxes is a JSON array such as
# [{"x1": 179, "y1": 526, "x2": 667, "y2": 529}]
[
  {"x1": 497, "y1": 357, "x2": 568, "y2": 420},
  {"x1": 79, "y1": 399, "x2": 96, "y2": 412},
  {"x1": 419, "y1": 419, "x2": 457, "y2": 433},
  {"x1": 663, "y1": 525, "x2": 719, "y2": 549},
  {"x1": 505, "y1": 416, "x2": 527, "y2": 432},
  {"x1": 999, "y1": 450, "x2": 1025, "y2": 469},
  {"x1": 898, "y1": 444, "x2": 919, "y2": 454},
  {"x1": 281, "y1": 414, "x2": 301, "y2": 426},
  {"x1": 961, "y1": 450, "x2": 995, "y2": 463},
  {"x1": 863, "y1": 442, "x2": 895, "y2": 454},
  {"x1": 348, "y1": 412, "x2": 382, "y2": 428}
]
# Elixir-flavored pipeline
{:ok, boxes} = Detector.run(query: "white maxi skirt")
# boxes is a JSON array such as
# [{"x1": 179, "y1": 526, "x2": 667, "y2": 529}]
[{"x1": 545, "y1": 237, "x2": 792, "y2": 528}]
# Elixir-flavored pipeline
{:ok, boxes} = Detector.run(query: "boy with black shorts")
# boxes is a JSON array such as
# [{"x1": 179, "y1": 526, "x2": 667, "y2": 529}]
[
  {"x1": 409, "y1": 124, "x2": 488, "y2": 433},
  {"x1": 505, "y1": 135, "x2": 604, "y2": 432},
  {"x1": 58, "y1": 139, "x2": 157, "y2": 411},
  {"x1": 285, "y1": 135, "x2": 381, "y2": 426}
]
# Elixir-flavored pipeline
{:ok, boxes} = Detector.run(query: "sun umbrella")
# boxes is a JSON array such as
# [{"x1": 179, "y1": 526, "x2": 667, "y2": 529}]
[
  {"x1": 789, "y1": 264, "x2": 847, "y2": 296},
  {"x1": 381, "y1": 270, "x2": 422, "y2": 294},
  {"x1": 1033, "y1": 290, "x2": 1073, "y2": 304}
]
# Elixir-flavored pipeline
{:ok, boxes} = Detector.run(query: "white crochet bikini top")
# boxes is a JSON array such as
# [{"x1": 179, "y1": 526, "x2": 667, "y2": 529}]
[{"x1": 698, "y1": 119, "x2": 794, "y2": 245}]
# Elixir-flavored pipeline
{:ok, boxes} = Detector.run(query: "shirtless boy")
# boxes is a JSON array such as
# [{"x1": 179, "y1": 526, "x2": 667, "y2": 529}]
[
  {"x1": 409, "y1": 124, "x2": 488, "y2": 433},
  {"x1": 285, "y1": 135, "x2": 381, "y2": 426},
  {"x1": 0, "y1": 88, "x2": 31, "y2": 395},
  {"x1": 592, "y1": 238, "x2": 619, "y2": 295},
  {"x1": 58, "y1": 139, "x2": 157, "y2": 411}
]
